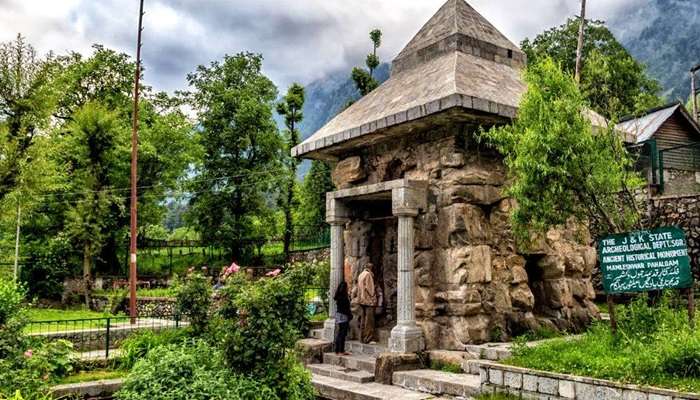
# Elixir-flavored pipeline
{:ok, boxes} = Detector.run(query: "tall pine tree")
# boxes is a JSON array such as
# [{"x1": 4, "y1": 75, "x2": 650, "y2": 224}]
[{"x1": 277, "y1": 83, "x2": 305, "y2": 259}]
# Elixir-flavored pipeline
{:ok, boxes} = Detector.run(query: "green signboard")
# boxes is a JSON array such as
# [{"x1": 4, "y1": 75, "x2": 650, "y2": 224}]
[{"x1": 599, "y1": 227, "x2": 693, "y2": 294}]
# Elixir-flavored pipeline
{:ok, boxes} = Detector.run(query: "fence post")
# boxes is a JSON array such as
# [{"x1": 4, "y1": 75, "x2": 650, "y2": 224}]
[
  {"x1": 658, "y1": 150, "x2": 665, "y2": 194},
  {"x1": 105, "y1": 317, "x2": 111, "y2": 359},
  {"x1": 175, "y1": 312, "x2": 180, "y2": 329}
]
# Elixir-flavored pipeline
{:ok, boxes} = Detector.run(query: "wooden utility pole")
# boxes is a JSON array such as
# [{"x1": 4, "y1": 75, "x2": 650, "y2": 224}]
[
  {"x1": 575, "y1": 0, "x2": 587, "y2": 83},
  {"x1": 129, "y1": 0, "x2": 145, "y2": 324}
]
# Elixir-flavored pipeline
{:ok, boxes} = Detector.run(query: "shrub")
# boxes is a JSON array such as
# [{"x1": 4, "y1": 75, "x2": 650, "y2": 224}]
[
  {"x1": 119, "y1": 329, "x2": 189, "y2": 370},
  {"x1": 175, "y1": 272, "x2": 212, "y2": 335},
  {"x1": 0, "y1": 279, "x2": 26, "y2": 360},
  {"x1": 217, "y1": 262, "x2": 314, "y2": 399},
  {"x1": 116, "y1": 341, "x2": 276, "y2": 400},
  {"x1": 507, "y1": 292, "x2": 700, "y2": 392}
]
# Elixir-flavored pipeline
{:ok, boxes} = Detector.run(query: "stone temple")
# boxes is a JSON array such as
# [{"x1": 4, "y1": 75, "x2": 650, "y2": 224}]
[{"x1": 293, "y1": 0, "x2": 599, "y2": 352}]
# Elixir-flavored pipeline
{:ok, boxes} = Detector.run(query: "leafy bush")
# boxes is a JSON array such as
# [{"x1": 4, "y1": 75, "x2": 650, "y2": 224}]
[
  {"x1": 116, "y1": 341, "x2": 276, "y2": 400},
  {"x1": 119, "y1": 329, "x2": 188, "y2": 370},
  {"x1": 508, "y1": 293, "x2": 700, "y2": 392},
  {"x1": 22, "y1": 235, "x2": 75, "y2": 300},
  {"x1": 175, "y1": 272, "x2": 212, "y2": 335},
  {"x1": 0, "y1": 279, "x2": 26, "y2": 359},
  {"x1": 217, "y1": 262, "x2": 315, "y2": 400}
]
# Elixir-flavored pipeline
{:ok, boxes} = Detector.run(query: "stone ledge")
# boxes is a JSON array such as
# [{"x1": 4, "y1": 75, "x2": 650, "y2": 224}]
[
  {"x1": 51, "y1": 378, "x2": 124, "y2": 398},
  {"x1": 475, "y1": 360, "x2": 700, "y2": 400}
]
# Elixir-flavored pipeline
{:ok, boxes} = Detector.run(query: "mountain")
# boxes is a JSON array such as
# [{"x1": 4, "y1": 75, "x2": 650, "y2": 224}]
[
  {"x1": 277, "y1": 63, "x2": 390, "y2": 176},
  {"x1": 609, "y1": 0, "x2": 700, "y2": 102}
]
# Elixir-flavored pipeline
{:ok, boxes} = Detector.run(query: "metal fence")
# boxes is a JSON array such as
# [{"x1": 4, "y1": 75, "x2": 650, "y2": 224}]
[{"x1": 26, "y1": 313, "x2": 188, "y2": 359}]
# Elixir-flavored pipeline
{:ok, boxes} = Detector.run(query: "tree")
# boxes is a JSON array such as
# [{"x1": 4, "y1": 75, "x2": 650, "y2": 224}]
[
  {"x1": 482, "y1": 58, "x2": 644, "y2": 241},
  {"x1": 276, "y1": 83, "x2": 305, "y2": 259},
  {"x1": 186, "y1": 52, "x2": 284, "y2": 258},
  {"x1": 60, "y1": 102, "x2": 129, "y2": 305},
  {"x1": 351, "y1": 29, "x2": 383, "y2": 97},
  {"x1": 297, "y1": 160, "x2": 334, "y2": 229},
  {"x1": 521, "y1": 19, "x2": 662, "y2": 119},
  {"x1": 0, "y1": 34, "x2": 58, "y2": 203}
]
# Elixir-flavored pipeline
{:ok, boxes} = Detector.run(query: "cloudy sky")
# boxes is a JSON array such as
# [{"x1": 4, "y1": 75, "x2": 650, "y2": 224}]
[{"x1": 0, "y1": 0, "x2": 643, "y2": 93}]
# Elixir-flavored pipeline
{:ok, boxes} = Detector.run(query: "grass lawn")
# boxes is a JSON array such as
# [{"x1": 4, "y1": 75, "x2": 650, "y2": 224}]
[
  {"x1": 506, "y1": 296, "x2": 700, "y2": 393},
  {"x1": 25, "y1": 307, "x2": 125, "y2": 334},
  {"x1": 57, "y1": 369, "x2": 127, "y2": 385},
  {"x1": 27, "y1": 307, "x2": 121, "y2": 322},
  {"x1": 475, "y1": 394, "x2": 520, "y2": 400}
]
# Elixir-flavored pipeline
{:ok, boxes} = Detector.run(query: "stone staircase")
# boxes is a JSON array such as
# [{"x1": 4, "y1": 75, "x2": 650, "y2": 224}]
[{"x1": 305, "y1": 328, "x2": 483, "y2": 400}]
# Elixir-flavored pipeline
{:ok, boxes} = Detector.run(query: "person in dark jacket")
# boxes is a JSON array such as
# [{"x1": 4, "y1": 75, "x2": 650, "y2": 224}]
[{"x1": 334, "y1": 281, "x2": 353, "y2": 355}]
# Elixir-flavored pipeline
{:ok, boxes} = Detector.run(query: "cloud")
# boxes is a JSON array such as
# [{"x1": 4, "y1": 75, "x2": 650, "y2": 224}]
[{"x1": 0, "y1": 0, "x2": 642, "y2": 93}]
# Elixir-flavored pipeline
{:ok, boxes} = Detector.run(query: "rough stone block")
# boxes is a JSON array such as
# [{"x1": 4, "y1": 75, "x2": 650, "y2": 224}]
[
  {"x1": 647, "y1": 395, "x2": 671, "y2": 400},
  {"x1": 622, "y1": 390, "x2": 648, "y2": 400},
  {"x1": 489, "y1": 369, "x2": 503, "y2": 385},
  {"x1": 374, "y1": 352, "x2": 422, "y2": 385},
  {"x1": 537, "y1": 376, "x2": 559, "y2": 395},
  {"x1": 559, "y1": 380, "x2": 575, "y2": 399},
  {"x1": 504, "y1": 371, "x2": 523, "y2": 389},
  {"x1": 522, "y1": 374, "x2": 538, "y2": 392},
  {"x1": 332, "y1": 156, "x2": 366, "y2": 188},
  {"x1": 575, "y1": 382, "x2": 623, "y2": 400}
]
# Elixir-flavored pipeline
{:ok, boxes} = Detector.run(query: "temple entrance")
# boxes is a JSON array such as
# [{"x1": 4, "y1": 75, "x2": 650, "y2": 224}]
[
  {"x1": 325, "y1": 179, "x2": 428, "y2": 352},
  {"x1": 342, "y1": 199, "x2": 397, "y2": 344}
]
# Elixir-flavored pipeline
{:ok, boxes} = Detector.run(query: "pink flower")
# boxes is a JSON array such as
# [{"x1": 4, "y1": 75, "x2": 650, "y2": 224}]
[
  {"x1": 24, "y1": 349, "x2": 33, "y2": 358},
  {"x1": 223, "y1": 262, "x2": 240, "y2": 279},
  {"x1": 265, "y1": 269, "x2": 281, "y2": 277}
]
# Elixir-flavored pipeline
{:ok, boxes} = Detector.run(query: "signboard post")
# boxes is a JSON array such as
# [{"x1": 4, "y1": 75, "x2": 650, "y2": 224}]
[{"x1": 599, "y1": 226, "x2": 694, "y2": 330}]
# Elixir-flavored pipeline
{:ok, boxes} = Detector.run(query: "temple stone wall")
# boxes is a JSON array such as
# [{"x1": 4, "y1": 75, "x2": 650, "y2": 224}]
[
  {"x1": 333, "y1": 124, "x2": 599, "y2": 350},
  {"x1": 648, "y1": 194, "x2": 700, "y2": 280}
]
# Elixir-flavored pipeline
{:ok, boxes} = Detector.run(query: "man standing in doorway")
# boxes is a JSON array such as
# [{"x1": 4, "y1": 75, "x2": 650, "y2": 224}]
[{"x1": 356, "y1": 263, "x2": 377, "y2": 344}]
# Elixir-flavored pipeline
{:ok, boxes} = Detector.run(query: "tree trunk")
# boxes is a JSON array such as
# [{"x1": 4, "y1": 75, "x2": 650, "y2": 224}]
[
  {"x1": 575, "y1": 0, "x2": 587, "y2": 83},
  {"x1": 283, "y1": 175, "x2": 294, "y2": 261},
  {"x1": 83, "y1": 242, "x2": 93, "y2": 309}
]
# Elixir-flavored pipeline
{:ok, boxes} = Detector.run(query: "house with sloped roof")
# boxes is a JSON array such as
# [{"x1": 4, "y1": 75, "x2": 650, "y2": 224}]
[
  {"x1": 296, "y1": 0, "x2": 599, "y2": 353},
  {"x1": 617, "y1": 102, "x2": 700, "y2": 195}
]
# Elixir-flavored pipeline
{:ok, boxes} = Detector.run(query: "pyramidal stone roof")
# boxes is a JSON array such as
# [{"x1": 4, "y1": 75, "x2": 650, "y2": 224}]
[{"x1": 292, "y1": 0, "x2": 527, "y2": 159}]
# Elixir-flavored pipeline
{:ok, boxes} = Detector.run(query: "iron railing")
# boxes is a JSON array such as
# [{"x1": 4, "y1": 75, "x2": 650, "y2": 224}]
[{"x1": 26, "y1": 313, "x2": 188, "y2": 360}]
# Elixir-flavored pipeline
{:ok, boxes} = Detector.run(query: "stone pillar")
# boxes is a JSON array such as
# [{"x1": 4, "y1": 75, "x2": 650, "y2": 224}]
[
  {"x1": 324, "y1": 196, "x2": 349, "y2": 341},
  {"x1": 389, "y1": 210, "x2": 424, "y2": 353}
]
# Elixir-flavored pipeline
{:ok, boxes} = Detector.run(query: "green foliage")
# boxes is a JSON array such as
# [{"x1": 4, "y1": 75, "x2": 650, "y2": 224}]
[
  {"x1": 277, "y1": 83, "x2": 306, "y2": 257},
  {"x1": 482, "y1": 58, "x2": 643, "y2": 239},
  {"x1": 119, "y1": 329, "x2": 188, "y2": 370},
  {"x1": 217, "y1": 263, "x2": 315, "y2": 400},
  {"x1": 116, "y1": 341, "x2": 277, "y2": 400},
  {"x1": 508, "y1": 294, "x2": 700, "y2": 392},
  {"x1": 186, "y1": 52, "x2": 284, "y2": 258},
  {"x1": 20, "y1": 234, "x2": 74, "y2": 300},
  {"x1": 175, "y1": 272, "x2": 212, "y2": 335},
  {"x1": 521, "y1": 18, "x2": 662, "y2": 118},
  {"x1": 351, "y1": 29, "x2": 383, "y2": 96},
  {"x1": 297, "y1": 160, "x2": 334, "y2": 228},
  {"x1": 0, "y1": 34, "x2": 59, "y2": 203}
]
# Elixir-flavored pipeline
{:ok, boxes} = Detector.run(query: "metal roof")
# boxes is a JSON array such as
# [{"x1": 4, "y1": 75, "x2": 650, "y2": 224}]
[{"x1": 616, "y1": 104, "x2": 680, "y2": 143}]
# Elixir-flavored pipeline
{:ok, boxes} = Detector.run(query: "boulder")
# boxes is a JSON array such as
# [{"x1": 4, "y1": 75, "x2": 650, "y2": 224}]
[
  {"x1": 444, "y1": 185, "x2": 503, "y2": 205},
  {"x1": 537, "y1": 255, "x2": 565, "y2": 279},
  {"x1": 446, "y1": 302, "x2": 482, "y2": 316},
  {"x1": 374, "y1": 352, "x2": 423, "y2": 385},
  {"x1": 437, "y1": 204, "x2": 491, "y2": 247},
  {"x1": 332, "y1": 156, "x2": 366, "y2": 188},
  {"x1": 512, "y1": 265, "x2": 529, "y2": 284},
  {"x1": 442, "y1": 164, "x2": 505, "y2": 186},
  {"x1": 510, "y1": 284, "x2": 535, "y2": 310},
  {"x1": 447, "y1": 245, "x2": 492, "y2": 284},
  {"x1": 543, "y1": 279, "x2": 573, "y2": 309}
]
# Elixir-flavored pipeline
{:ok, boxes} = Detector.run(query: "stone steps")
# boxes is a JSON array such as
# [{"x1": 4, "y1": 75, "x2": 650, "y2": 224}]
[
  {"x1": 393, "y1": 369, "x2": 480, "y2": 398},
  {"x1": 309, "y1": 363, "x2": 375, "y2": 383},
  {"x1": 324, "y1": 352, "x2": 377, "y2": 373},
  {"x1": 312, "y1": 373, "x2": 439, "y2": 400},
  {"x1": 311, "y1": 328, "x2": 325, "y2": 340},
  {"x1": 346, "y1": 340, "x2": 387, "y2": 356}
]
